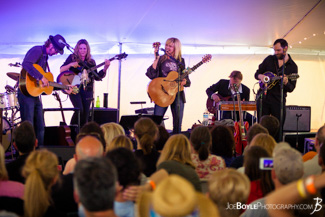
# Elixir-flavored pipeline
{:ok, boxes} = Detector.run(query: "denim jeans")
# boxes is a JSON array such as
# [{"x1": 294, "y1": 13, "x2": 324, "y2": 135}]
[
  {"x1": 18, "y1": 89, "x2": 45, "y2": 146},
  {"x1": 69, "y1": 87, "x2": 93, "y2": 128},
  {"x1": 154, "y1": 93, "x2": 184, "y2": 134}
]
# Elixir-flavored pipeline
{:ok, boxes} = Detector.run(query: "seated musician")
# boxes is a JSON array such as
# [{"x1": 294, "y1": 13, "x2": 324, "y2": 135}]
[{"x1": 206, "y1": 70, "x2": 253, "y2": 122}]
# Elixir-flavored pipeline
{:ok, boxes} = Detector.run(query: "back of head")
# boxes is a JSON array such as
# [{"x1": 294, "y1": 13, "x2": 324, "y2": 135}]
[
  {"x1": 13, "y1": 121, "x2": 36, "y2": 154},
  {"x1": 273, "y1": 143, "x2": 303, "y2": 185},
  {"x1": 138, "y1": 175, "x2": 219, "y2": 217},
  {"x1": 154, "y1": 125, "x2": 170, "y2": 151},
  {"x1": 316, "y1": 125, "x2": 325, "y2": 147},
  {"x1": 100, "y1": 122, "x2": 125, "y2": 151},
  {"x1": 158, "y1": 134, "x2": 194, "y2": 168},
  {"x1": 208, "y1": 168, "x2": 250, "y2": 217},
  {"x1": 74, "y1": 157, "x2": 117, "y2": 212},
  {"x1": 76, "y1": 135, "x2": 104, "y2": 160},
  {"x1": 259, "y1": 115, "x2": 280, "y2": 140},
  {"x1": 77, "y1": 121, "x2": 106, "y2": 150},
  {"x1": 134, "y1": 118, "x2": 158, "y2": 155},
  {"x1": 0, "y1": 145, "x2": 8, "y2": 181},
  {"x1": 250, "y1": 133, "x2": 277, "y2": 156},
  {"x1": 246, "y1": 123, "x2": 269, "y2": 145},
  {"x1": 210, "y1": 125, "x2": 234, "y2": 158},
  {"x1": 190, "y1": 126, "x2": 211, "y2": 161},
  {"x1": 244, "y1": 146, "x2": 274, "y2": 195},
  {"x1": 106, "y1": 135, "x2": 133, "y2": 152},
  {"x1": 22, "y1": 149, "x2": 59, "y2": 217},
  {"x1": 106, "y1": 147, "x2": 140, "y2": 189}
]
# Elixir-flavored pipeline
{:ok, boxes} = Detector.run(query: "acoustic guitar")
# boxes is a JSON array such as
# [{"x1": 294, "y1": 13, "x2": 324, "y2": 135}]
[
  {"x1": 259, "y1": 71, "x2": 299, "y2": 90},
  {"x1": 19, "y1": 64, "x2": 78, "y2": 97},
  {"x1": 53, "y1": 92, "x2": 74, "y2": 146},
  {"x1": 148, "y1": 54, "x2": 212, "y2": 107},
  {"x1": 57, "y1": 53, "x2": 128, "y2": 87}
]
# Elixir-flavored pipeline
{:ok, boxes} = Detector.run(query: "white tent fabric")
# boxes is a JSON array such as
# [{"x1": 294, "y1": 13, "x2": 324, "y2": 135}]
[{"x1": 1, "y1": 0, "x2": 325, "y2": 131}]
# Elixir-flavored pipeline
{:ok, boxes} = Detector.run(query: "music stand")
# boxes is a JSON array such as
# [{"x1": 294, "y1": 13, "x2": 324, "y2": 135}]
[{"x1": 119, "y1": 115, "x2": 163, "y2": 133}]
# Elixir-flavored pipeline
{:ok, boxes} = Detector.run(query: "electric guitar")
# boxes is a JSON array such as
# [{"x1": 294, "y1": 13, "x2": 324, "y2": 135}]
[
  {"x1": 148, "y1": 54, "x2": 212, "y2": 107},
  {"x1": 206, "y1": 94, "x2": 232, "y2": 114},
  {"x1": 19, "y1": 64, "x2": 79, "y2": 97},
  {"x1": 233, "y1": 84, "x2": 249, "y2": 156},
  {"x1": 57, "y1": 53, "x2": 128, "y2": 87},
  {"x1": 259, "y1": 71, "x2": 299, "y2": 90}
]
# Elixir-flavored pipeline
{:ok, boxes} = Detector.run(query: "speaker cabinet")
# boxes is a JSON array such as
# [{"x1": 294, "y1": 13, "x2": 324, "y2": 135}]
[
  {"x1": 91, "y1": 108, "x2": 118, "y2": 125},
  {"x1": 283, "y1": 132, "x2": 316, "y2": 154},
  {"x1": 283, "y1": 106, "x2": 311, "y2": 132}
]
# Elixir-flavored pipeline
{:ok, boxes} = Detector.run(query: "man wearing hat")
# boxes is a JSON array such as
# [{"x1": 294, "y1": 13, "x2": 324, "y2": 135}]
[{"x1": 18, "y1": 34, "x2": 66, "y2": 146}]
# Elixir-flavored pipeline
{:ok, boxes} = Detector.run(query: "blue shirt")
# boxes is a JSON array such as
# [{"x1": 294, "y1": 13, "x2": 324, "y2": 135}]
[{"x1": 22, "y1": 45, "x2": 48, "y2": 80}]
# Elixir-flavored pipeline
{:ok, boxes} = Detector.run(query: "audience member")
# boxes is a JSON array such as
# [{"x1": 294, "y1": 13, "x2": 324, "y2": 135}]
[
  {"x1": 101, "y1": 122, "x2": 125, "y2": 152},
  {"x1": 6, "y1": 121, "x2": 37, "y2": 183},
  {"x1": 190, "y1": 126, "x2": 225, "y2": 179},
  {"x1": 210, "y1": 125, "x2": 235, "y2": 166},
  {"x1": 74, "y1": 157, "x2": 118, "y2": 217},
  {"x1": 250, "y1": 133, "x2": 277, "y2": 156},
  {"x1": 303, "y1": 125, "x2": 324, "y2": 177},
  {"x1": 230, "y1": 123, "x2": 268, "y2": 169},
  {"x1": 154, "y1": 125, "x2": 170, "y2": 151},
  {"x1": 138, "y1": 175, "x2": 219, "y2": 217},
  {"x1": 62, "y1": 122, "x2": 105, "y2": 175},
  {"x1": 0, "y1": 145, "x2": 24, "y2": 216},
  {"x1": 244, "y1": 146, "x2": 274, "y2": 205},
  {"x1": 134, "y1": 118, "x2": 160, "y2": 177},
  {"x1": 52, "y1": 135, "x2": 104, "y2": 215},
  {"x1": 106, "y1": 148, "x2": 141, "y2": 217},
  {"x1": 259, "y1": 115, "x2": 280, "y2": 142},
  {"x1": 242, "y1": 142, "x2": 304, "y2": 216},
  {"x1": 106, "y1": 135, "x2": 133, "y2": 152},
  {"x1": 208, "y1": 168, "x2": 250, "y2": 217},
  {"x1": 22, "y1": 149, "x2": 64, "y2": 217}
]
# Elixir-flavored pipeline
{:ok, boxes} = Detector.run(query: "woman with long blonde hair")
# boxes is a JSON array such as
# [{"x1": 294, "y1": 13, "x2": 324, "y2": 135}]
[
  {"x1": 101, "y1": 122, "x2": 125, "y2": 152},
  {"x1": 154, "y1": 134, "x2": 201, "y2": 191},
  {"x1": 23, "y1": 149, "x2": 61, "y2": 217},
  {"x1": 60, "y1": 39, "x2": 110, "y2": 127},
  {"x1": 146, "y1": 37, "x2": 191, "y2": 133}
]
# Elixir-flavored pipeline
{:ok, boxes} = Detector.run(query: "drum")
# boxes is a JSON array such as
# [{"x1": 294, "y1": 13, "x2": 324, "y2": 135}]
[
  {"x1": 1, "y1": 117, "x2": 12, "y2": 151},
  {"x1": 0, "y1": 92, "x2": 18, "y2": 109}
]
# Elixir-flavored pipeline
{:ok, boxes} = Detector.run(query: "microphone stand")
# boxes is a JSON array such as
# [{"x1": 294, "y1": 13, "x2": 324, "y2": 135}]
[
  {"x1": 279, "y1": 57, "x2": 285, "y2": 142},
  {"x1": 163, "y1": 51, "x2": 185, "y2": 134},
  {"x1": 295, "y1": 114, "x2": 302, "y2": 148}
]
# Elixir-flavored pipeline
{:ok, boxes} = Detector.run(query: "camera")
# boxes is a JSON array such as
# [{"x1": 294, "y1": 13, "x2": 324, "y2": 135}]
[{"x1": 259, "y1": 158, "x2": 273, "y2": 170}]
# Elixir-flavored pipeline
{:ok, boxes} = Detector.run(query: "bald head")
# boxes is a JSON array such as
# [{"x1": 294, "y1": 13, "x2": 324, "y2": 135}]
[{"x1": 76, "y1": 136, "x2": 104, "y2": 160}]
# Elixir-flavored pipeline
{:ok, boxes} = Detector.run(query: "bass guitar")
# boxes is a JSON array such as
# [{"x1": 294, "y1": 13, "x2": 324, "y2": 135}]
[
  {"x1": 19, "y1": 64, "x2": 79, "y2": 97},
  {"x1": 57, "y1": 53, "x2": 128, "y2": 87},
  {"x1": 148, "y1": 54, "x2": 212, "y2": 107},
  {"x1": 259, "y1": 71, "x2": 299, "y2": 90},
  {"x1": 53, "y1": 92, "x2": 74, "y2": 146},
  {"x1": 233, "y1": 84, "x2": 249, "y2": 156}
]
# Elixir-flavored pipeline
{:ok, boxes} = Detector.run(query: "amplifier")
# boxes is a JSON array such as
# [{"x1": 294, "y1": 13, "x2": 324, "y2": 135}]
[{"x1": 283, "y1": 106, "x2": 311, "y2": 132}]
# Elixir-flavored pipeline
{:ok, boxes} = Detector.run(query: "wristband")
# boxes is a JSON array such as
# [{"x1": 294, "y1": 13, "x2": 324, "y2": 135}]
[
  {"x1": 297, "y1": 179, "x2": 307, "y2": 198},
  {"x1": 147, "y1": 180, "x2": 156, "y2": 191},
  {"x1": 305, "y1": 175, "x2": 317, "y2": 195}
]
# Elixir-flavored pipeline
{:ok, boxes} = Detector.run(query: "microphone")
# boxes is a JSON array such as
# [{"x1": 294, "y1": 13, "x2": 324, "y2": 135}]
[
  {"x1": 58, "y1": 39, "x2": 71, "y2": 49},
  {"x1": 160, "y1": 48, "x2": 166, "y2": 53}
]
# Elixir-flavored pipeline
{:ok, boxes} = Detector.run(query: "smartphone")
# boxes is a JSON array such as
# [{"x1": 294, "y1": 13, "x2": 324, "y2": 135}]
[{"x1": 259, "y1": 158, "x2": 273, "y2": 170}]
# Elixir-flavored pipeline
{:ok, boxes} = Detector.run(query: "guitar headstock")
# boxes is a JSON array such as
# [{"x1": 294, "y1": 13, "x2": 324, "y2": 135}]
[
  {"x1": 8, "y1": 62, "x2": 21, "y2": 67},
  {"x1": 289, "y1": 73, "x2": 299, "y2": 80},
  {"x1": 114, "y1": 52, "x2": 128, "y2": 60},
  {"x1": 202, "y1": 54, "x2": 212, "y2": 63},
  {"x1": 153, "y1": 42, "x2": 161, "y2": 48}
]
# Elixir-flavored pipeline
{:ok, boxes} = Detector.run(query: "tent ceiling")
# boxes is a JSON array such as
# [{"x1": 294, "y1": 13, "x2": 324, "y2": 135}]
[{"x1": 0, "y1": 0, "x2": 324, "y2": 54}]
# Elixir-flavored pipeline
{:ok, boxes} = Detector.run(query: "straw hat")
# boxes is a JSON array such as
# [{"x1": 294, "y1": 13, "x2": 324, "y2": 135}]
[{"x1": 138, "y1": 175, "x2": 219, "y2": 217}]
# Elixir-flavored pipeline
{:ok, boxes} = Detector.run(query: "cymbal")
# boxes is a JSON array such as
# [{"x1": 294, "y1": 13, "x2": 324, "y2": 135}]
[{"x1": 7, "y1": 72, "x2": 20, "y2": 81}]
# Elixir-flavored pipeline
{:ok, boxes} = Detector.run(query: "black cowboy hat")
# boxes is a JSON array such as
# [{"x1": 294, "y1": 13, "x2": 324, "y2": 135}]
[{"x1": 49, "y1": 34, "x2": 66, "y2": 55}]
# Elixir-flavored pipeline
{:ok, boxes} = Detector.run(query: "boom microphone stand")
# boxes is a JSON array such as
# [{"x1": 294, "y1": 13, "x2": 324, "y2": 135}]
[{"x1": 279, "y1": 57, "x2": 285, "y2": 142}]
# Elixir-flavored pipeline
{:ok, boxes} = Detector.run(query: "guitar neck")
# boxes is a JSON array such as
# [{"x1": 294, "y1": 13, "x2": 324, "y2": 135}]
[
  {"x1": 49, "y1": 82, "x2": 68, "y2": 90},
  {"x1": 180, "y1": 60, "x2": 204, "y2": 79},
  {"x1": 87, "y1": 56, "x2": 117, "y2": 72}
]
